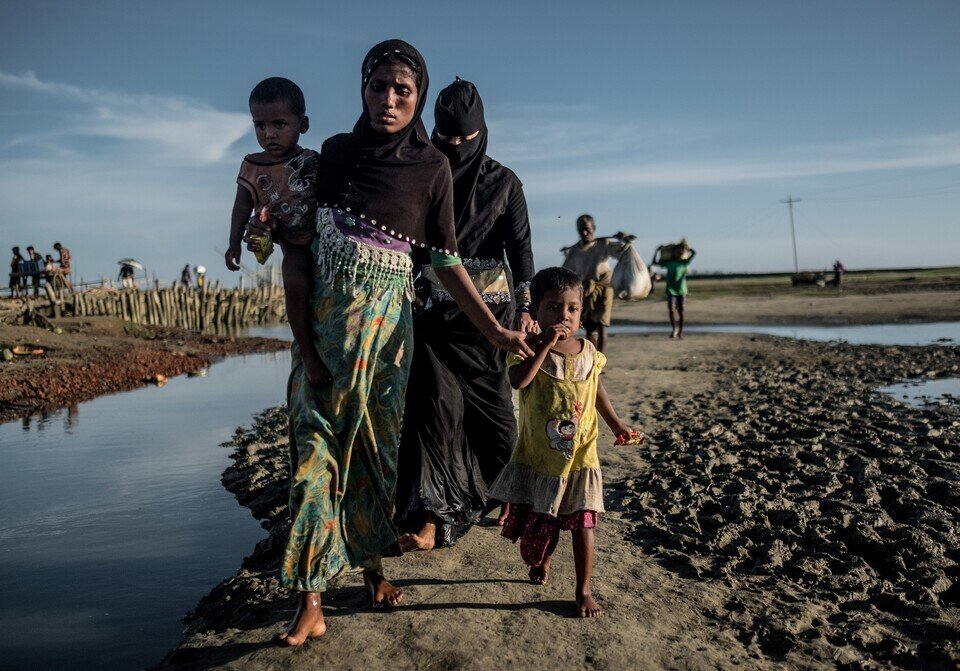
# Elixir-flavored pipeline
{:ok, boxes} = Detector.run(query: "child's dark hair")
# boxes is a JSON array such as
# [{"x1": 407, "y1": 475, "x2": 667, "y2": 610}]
[
  {"x1": 530, "y1": 267, "x2": 583, "y2": 308},
  {"x1": 249, "y1": 77, "x2": 305, "y2": 116}
]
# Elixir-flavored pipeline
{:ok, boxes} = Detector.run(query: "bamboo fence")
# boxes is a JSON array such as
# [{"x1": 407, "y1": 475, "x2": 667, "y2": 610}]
[{"x1": 38, "y1": 279, "x2": 286, "y2": 333}]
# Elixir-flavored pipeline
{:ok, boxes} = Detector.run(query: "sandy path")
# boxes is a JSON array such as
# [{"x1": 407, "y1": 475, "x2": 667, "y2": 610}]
[{"x1": 157, "y1": 335, "x2": 759, "y2": 671}]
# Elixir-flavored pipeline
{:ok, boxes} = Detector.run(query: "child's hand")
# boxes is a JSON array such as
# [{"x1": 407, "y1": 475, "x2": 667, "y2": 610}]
[
  {"x1": 614, "y1": 427, "x2": 644, "y2": 446},
  {"x1": 244, "y1": 210, "x2": 274, "y2": 253},
  {"x1": 224, "y1": 244, "x2": 241, "y2": 272},
  {"x1": 542, "y1": 323, "x2": 571, "y2": 347}
]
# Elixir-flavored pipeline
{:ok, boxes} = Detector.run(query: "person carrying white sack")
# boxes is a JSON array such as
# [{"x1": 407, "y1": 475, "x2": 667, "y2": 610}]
[{"x1": 561, "y1": 214, "x2": 634, "y2": 354}]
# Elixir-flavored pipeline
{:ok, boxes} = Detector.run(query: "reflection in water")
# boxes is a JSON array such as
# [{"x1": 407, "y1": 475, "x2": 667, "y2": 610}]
[
  {"x1": 243, "y1": 324, "x2": 294, "y2": 341},
  {"x1": 203, "y1": 318, "x2": 288, "y2": 339},
  {"x1": 0, "y1": 350, "x2": 290, "y2": 671},
  {"x1": 20, "y1": 404, "x2": 81, "y2": 432}
]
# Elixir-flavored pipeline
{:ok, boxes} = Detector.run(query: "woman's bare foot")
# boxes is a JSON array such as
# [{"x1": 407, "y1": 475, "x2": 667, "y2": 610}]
[
  {"x1": 529, "y1": 555, "x2": 552, "y2": 585},
  {"x1": 363, "y1": 570, "x2": 403, "y2": 608},
  {"x1": 277, "y1": 592, "x2": 326, "y2": 647},
  {"x1": 399, "y1": 519, "x2": 436, "y2": 552},
  {"x1": 497, "y1": 502, "x2": 511, "y2": 526},
  {"x1": 576, "y1": 592, "x2": 603, "y2": 618}
]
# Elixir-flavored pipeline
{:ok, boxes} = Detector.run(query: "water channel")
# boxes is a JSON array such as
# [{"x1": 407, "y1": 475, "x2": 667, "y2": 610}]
[
  {"x1": 0, "y1": 321, "x2": 955, "y2": 669},
  {"x1": 0, "y1": 348, "x2": 290, "y2": 671}
]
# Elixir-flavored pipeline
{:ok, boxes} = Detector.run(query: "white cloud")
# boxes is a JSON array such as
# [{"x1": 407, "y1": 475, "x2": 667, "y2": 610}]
[
  {"x1": 0, "y1": 70, "x2": 250, "y2": 165},
  {"x1": 519, "y1": 132, "x2": 960, "y2": 196},
  {"x1": 487, "y1": 105, "x2": 719, "y2": 164}
]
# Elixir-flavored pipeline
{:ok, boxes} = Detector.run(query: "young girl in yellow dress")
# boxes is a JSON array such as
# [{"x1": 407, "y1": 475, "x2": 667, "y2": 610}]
[{"x1": 488, "y1": 266, "x2": 643, "y2": 618}]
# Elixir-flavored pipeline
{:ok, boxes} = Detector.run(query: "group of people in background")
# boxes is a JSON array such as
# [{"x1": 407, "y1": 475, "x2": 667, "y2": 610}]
[
  {"x1": 561, "y1": 219, "x2": 696, "y2": 345},
  {"x1": 8, "y1": 242, "x2": 71, "y2": 298}
]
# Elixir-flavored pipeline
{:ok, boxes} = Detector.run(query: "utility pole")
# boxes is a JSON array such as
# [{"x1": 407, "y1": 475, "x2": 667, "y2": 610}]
[{"x1": 780, "y1": 196, "x2": 801, "y2": 274}]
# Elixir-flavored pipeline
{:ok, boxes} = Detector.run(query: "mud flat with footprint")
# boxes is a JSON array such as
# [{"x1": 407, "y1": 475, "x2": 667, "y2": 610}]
[
  {"x1": 154, "y1": 329, "x2": 959, "y2": 670},
  {"x1": 610, "y1": 337, "x2": 960, "y2": 669}
]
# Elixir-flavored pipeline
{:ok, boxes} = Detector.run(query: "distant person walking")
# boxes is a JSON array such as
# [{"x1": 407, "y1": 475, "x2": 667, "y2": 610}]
[
  {"x1": 9, "y1": 246, "x2": 25, "y2": 297},
  {"x1": 832, "y1": 259, "x2": 845, "y2": 287},
  {"x1": 53, "y1": 242, "x2": 71, "y2": 274},
  {"x1": 180, "y1": 264, "x2": 192, "y2": 288},
  {"x1": 653, "y1": 241, "x2": 696, "y2": 339},
  {"x1": 561, "y1": 214, "x2": 631, "y2": 354},
  {"x1": 25, "y1": 246, "x2": 43, "y2": 296},
  {"x1": 51, "y1": 242, "x2": 73, "y2": 290}
]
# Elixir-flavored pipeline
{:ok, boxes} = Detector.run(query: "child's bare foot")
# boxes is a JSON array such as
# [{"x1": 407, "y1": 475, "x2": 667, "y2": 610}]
[
  {"x1": 529, "y1": 555, "x2": 551, "y2": 585},
  {"x1": 277, "y1": 592, "x2": 326, "y2": 647},
  {"x1": 399, "y1": 520, "x2": 436, "y2": 552},
  {"x1": 670, "y1": 330, "x2": 678, "y2": 339},
  {"x1": 301, "y1": 347, "x2": 331, "y2": 386},
  {"x1": 497, "y1": 502, "x2": 511, "y2": 526},
  {"x1": 576, "y1": 592, "x2": 603, "y2": 618},
  {"x1": 363, "y1": 570, "x2": 403, "y2": 608}
]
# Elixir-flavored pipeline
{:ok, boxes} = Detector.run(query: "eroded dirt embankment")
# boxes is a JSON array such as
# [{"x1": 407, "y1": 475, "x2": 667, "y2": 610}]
[{"x1": 0, "y1": 316, "x2": 287, "y2": 423}]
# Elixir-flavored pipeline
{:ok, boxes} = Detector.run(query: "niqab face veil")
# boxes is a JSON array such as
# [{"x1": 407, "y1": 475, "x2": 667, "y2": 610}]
[{"x1": 433, "y1": 78, "x2": 488, "y2": 228}]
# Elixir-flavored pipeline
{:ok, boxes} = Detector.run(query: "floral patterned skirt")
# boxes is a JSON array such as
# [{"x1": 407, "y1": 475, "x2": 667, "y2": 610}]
[
  {"x1": 501, "y1": 505, "x2": 598, "y2": 567},
  {"x1": 281, "y1": 248, "x2": 413, "y2": 592}
]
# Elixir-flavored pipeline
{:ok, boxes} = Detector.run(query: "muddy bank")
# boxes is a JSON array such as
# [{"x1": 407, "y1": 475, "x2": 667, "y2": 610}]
[
  {"x1": 154, "y1": 332, "x2": 959, "y2": 670},
  {"x1": 0, "y1": 316, "x2": 287, "y2": 423}
]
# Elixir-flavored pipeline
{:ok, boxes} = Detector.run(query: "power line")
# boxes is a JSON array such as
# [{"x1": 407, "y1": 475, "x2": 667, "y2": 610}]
[
  {"x1": 803, "y1": 163, "x2": 960, "y2": 199},
  {"x1": 807, "y1": 182, "x2": 960, "y2": 204}
]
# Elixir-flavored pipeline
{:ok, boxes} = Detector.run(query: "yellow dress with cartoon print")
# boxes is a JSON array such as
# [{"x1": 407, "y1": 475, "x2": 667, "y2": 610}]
[{"x1": 487, "y1": 338, "x2": 605, "y2": 517}]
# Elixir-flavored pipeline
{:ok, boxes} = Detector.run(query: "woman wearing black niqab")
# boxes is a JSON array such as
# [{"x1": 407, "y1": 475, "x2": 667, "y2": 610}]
[
  {"x1": 396, "y1": 77, "x2": 536, "y2": 551},
  {"x1": 253, "y1": 42, "x2": 533, "y2": 648}
]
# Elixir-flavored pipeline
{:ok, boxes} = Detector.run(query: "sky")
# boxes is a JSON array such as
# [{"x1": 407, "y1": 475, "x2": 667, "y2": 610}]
[{"x1": 1, "y1": 0, "x2": 958, "y2": 286}]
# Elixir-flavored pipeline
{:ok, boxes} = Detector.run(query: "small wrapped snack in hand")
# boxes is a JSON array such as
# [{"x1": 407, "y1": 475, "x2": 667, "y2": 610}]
[
  {"x1": 251, "y1": 206, "x2": 275, "y2": 265},
  {"x1": 615, "y1": 430, "x2": 645, "y2": 446}
]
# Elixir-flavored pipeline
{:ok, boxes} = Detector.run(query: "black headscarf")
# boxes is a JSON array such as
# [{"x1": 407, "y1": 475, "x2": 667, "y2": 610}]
[
  {"x1": 433, "y1": 78, "x2": 488, "y2": 228},
  {"x1": 317, "y1": 39, "x2": 458, "y2": 255}
]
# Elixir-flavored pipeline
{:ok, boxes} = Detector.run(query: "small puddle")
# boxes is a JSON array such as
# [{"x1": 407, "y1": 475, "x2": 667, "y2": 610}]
[{"x1": 878, "y1": 377, "x2": 960, "y2": 408}]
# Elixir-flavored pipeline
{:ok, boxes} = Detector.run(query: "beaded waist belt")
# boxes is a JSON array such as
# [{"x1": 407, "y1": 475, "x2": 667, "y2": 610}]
[{"x1": 421, "y1": 259, "x2": 511, "y2": 305}]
